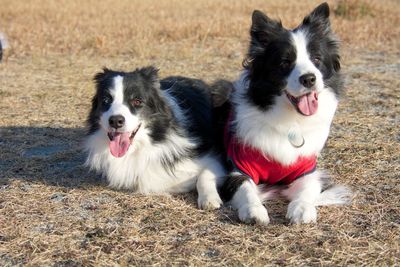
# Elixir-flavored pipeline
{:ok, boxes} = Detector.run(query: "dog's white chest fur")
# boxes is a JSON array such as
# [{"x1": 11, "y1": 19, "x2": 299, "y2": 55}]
[
  {"x1": 84, "y1": 129, "x2": 201, "y2": 193},
  {"x1": 232, "y1": 72, "x2": 338, "y2": 166}
]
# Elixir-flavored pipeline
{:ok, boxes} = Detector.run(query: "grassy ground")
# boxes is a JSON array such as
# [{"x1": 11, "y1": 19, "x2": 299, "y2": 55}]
[{"x1": 0, "y1": 0, "x2": 399, "y2": 265}]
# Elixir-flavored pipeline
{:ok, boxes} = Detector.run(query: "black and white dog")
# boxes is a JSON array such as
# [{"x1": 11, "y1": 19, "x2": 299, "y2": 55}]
[
  {"x1": 84, "y1": 66, "x2": 225, "y2": 210},
  {"x1": 219, "y1": 3, "x2": 351, "y2": 225}
]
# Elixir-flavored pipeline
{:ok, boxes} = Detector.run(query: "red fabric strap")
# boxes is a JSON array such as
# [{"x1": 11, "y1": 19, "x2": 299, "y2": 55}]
[{"x1": 225, "y1": 113, "x2": 317, "y2": 185}]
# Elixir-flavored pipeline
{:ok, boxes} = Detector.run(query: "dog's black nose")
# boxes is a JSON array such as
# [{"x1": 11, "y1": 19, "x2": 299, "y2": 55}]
[
  {"x1": 109, "y1": 115, "x2": 125, "y2": 129},
  {"x1": 299, "y1": 73, "x2": 316, "y2": 88}
]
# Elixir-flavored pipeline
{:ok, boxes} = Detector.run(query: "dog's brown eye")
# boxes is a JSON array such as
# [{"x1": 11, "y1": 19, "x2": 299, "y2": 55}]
[
  {"x1": 280, "y1": 60, "x2": 291, "y2": 69},
  {"x1": 131, "y1": 98, "x2": 142, "y2": 106},
  {"x1": 102, "y1": 95, "x2": 112, "y2": 105},
  {"x1": 312, "y1": 57, "x2": 321, "y2": 66}
]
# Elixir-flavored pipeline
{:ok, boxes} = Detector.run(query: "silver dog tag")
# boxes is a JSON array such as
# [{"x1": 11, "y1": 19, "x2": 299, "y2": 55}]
[{"x1": 288, "y1": 125, "x2": 305, "y2": 148}]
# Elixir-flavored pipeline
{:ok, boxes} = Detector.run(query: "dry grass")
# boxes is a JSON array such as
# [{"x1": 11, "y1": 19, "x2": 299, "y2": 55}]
[{"x1": 0, "y1": 0, "x2": 399, "y2": 265}]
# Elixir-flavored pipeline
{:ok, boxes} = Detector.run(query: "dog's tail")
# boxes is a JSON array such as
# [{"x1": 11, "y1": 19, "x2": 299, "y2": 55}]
[
  {"x1": 315, "y1": 184, "x2": 353, "y2": 206},
  {"x1": 259, "y1": 170, "x2": 353, "y2": 206}
]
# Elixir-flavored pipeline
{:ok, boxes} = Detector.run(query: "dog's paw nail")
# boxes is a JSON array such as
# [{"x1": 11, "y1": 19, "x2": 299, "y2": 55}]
[
  {"x1": 198, "y1": 195, "x2": 222, "y2": 210},
  {"x1": 239, "y1": 204, "x2": 270, "y2": 225},
  {"x1": 286, "y1": 201, "x2": 317, "y2": 224}
]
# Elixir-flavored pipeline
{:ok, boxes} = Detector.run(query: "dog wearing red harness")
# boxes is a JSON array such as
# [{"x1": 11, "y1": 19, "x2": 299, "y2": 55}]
[{"x1": 218, "y1": 3, "x2": 351, "y2": 225}]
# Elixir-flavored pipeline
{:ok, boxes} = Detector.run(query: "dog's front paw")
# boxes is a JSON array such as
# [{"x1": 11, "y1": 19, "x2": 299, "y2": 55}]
[
  {"x1": 198, "y1": 194, "x2": 223, "y2": 210},
  {"x1": 238, "y1": 204, "x2": 270, "y2": 225},
  {"x1": 286, "y1": 200, "x2": 317, "y2": 224}
]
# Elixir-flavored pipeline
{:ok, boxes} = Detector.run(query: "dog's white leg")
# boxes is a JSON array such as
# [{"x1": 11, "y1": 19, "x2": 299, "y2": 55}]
[
  {"x1": 283, "y1": 171, "x2": 322, "y2": 224},
  {"x1": 230, "y1": 177, "x2": 270, "y2": 225},
  {"x1": 196, "y1": 156, "x2": 225, "y2": 210}
]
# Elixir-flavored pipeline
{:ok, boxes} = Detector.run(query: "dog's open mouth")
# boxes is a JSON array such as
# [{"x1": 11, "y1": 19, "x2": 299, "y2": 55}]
[
  {"x1": 285, "y1": 91, "x2": 319, "y2": 116},
  {"x1": 107, "y1": 124, "x2": 141, "y2": 158}
]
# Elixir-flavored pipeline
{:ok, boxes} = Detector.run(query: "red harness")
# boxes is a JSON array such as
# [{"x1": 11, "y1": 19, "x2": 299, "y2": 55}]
[{"x1": 224, "y1": 114, "x2": 317, "y2": 185}]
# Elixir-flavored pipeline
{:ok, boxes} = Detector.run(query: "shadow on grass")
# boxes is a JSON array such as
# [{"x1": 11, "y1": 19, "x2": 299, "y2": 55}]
[
  {"x1": 0, "y1": 126, "x2": 103, "y2": 188},
  {"x1": 0, "y1": 126, "x2": 291, "y2": 223}
]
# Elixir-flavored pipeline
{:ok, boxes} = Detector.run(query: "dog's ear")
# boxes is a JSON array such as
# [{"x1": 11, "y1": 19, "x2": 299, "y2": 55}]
[
  {"x1": 93, "y1": 67, "x2": 112, "y2": 85},
  {"x1": 243, "y1": 10, "x2": 283, "y2": 70},
  {"x1": 250, "y1": 10, "x2": 283, "y2": 47},
  {"x1": 210, "y1": 79, "x2": 233, "y2": 107},
  {"x1": 302, "y1": 2, "x2": 331, "y2": 35},
  {"x1": 305, "y1": 2, "x2": 330, "y2": 22},
  {"x1": 303, "y1": 3, "x2": 341, "y2": 73},
  {"x1": 139, "y1": 66, "x2": 159, "y2": 83}
]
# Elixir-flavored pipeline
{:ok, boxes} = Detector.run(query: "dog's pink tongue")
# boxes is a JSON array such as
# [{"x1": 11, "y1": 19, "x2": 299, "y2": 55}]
[
  {"x1": 297, "y1": 91, "x2": 318, "y2": 116},
  {"x1": 109, "y1": 132, "x2": 131, "y2": 158}
]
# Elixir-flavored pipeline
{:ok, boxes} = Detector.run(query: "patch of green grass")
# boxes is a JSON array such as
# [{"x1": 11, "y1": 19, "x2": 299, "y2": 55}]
[
  {"x1": 0, "y1": 90, "x2": 12, "y2": 97},
  {"x1": 334, "y1": 0, "x2": 375, "y2": 19}
]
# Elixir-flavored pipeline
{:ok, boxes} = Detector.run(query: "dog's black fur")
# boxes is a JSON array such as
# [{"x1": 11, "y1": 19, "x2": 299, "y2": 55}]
[
  {"x1": 214, "y1": 3, "x2": 351, "y2": 225},
  {"x1": 243, "y1": 3, "x2": 343, "y2": 112},
  {"x1": 85, "y1": 67, "x2": 226, "y2": 206},
  {"x1": 88, "y1": 67, "x2": 218, "y2": 154}
]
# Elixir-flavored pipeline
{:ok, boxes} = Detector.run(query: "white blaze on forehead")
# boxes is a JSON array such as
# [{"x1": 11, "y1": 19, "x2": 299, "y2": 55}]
[
  {"x1": 110, "y1": 75, "x2": 124, "y2": 105},
  {"x1": 291, "y1": 30, "x2": 310, "y2": 63},
  {"x1": 287, "y1": 30, "x2": 324, "y2": 94},
  {"x1": 99, "y1": 74, "x2": 140, "y2": 133}
]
